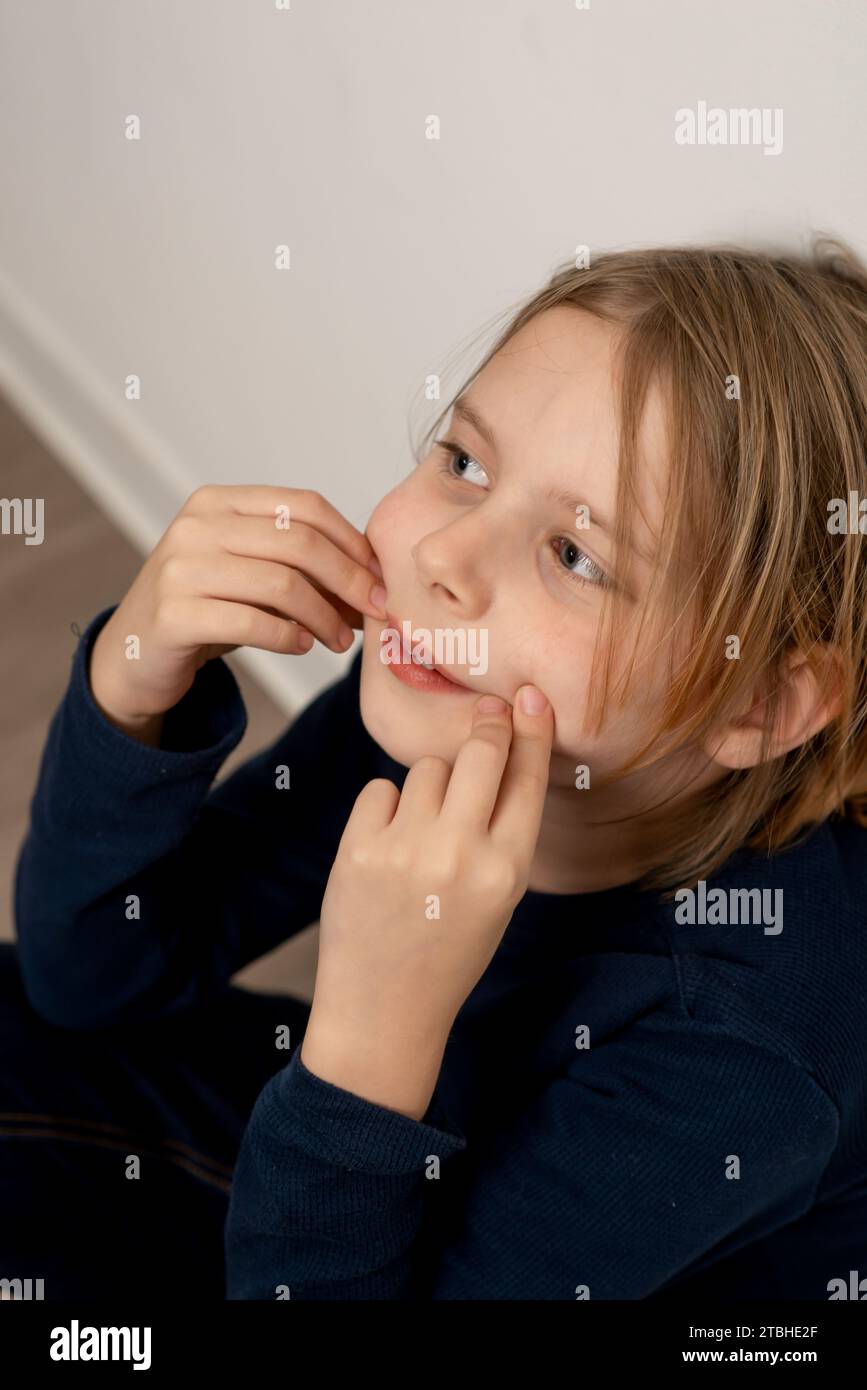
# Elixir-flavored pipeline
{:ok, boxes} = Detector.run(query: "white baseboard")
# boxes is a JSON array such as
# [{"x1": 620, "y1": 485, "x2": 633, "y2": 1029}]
[{"x1": 0, "y1": 266, "x2": 355, "y2": 717}]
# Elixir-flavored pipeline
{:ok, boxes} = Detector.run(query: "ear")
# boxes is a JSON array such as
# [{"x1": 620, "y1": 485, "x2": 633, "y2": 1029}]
[{"x1": 702, "y1": 644, "x2": 845, "y2": 771}]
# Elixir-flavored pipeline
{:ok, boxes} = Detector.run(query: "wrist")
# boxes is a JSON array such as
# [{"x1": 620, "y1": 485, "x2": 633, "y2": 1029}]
[
  {"x1": 88, "y1": 645, "x2": 165, "y2": 748},
  {"x1": 300, "y1": 1005, "x2": 450, "y2": 1122}
]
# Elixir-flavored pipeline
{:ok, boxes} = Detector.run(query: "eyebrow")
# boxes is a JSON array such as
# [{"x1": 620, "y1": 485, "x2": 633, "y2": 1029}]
[{"x1": 450, "y1": 396, "x2": 651, "y2": 561}]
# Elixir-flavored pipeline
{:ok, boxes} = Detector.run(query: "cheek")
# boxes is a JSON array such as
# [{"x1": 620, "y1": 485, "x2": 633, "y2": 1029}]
[
  {"x1": 546, "y1": 632, "x2": 667, "y2": 763},
  {"x1": 519, "y1": 624, "x2": 591, "y2": 720},
  {"x1": 546, "y1": 679, "x2": 591, "y2": 754},
  {"x1": 364, "y1": 485, "x2": 423, "y2": 575},
  {"x1": 528, "y1": 628, "x2": 638, "y2": 756}
]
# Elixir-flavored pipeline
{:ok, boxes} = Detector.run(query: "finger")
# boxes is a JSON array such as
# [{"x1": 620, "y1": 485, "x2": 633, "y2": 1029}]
[
  {"x1": 209, "y1": 513, "x2": 387, "y2": 624},
  {"x1": 489, "y1": 685, "x2": 554, "y2": 862},
  {"x1": 184, "y1": 484, "x2": 377, "y2": 575},
  {"x1": 163, "y1": 595, "x2": 320, "y2": 656},
  {"x1": 169, "y1": 550, "x2": 359, "y2": 653},
  {"x1": 341, "y1": 777, "x2": 402, "y2": 842},
  {"x1": 303, "y1": 574, "x2": 366, "y2": 634},
  {"x1": 390, "y1": 755, "x2": 451, "y2": 824},
  {"x1": 439, "y1": 695, "x2": 514, "y2": 832}
]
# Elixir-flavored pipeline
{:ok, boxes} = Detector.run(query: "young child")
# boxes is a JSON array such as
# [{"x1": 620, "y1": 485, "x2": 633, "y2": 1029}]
[{"x1": 6, "y1": 242, "x2": 867, "y2": 1301}]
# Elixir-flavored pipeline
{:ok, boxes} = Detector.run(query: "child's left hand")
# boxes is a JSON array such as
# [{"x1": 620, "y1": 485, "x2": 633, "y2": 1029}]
[{"x1": 307, "y1": 687, "x2": 553, "y2": 1072}]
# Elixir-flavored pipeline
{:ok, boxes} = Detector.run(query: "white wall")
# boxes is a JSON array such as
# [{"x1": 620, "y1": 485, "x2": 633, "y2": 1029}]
[{"x1": 1, "y1": 0, "x2": 865, "y2": 711}]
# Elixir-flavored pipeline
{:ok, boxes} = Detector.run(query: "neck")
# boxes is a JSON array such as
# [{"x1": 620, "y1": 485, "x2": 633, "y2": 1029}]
[{"x1": 526, "y1": 752, "x2": 723, "y2": 896}]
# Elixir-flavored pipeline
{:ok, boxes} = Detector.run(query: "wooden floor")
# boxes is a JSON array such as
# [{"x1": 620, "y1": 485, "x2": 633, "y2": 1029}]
[{"x1": 0, "y1": 390, "x2": 319, "y2": 999}]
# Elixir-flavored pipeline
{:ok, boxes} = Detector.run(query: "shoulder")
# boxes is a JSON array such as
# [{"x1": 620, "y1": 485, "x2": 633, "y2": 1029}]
[{"x1": 667, "y1": 815, "x2": 867, "y2": 1108}]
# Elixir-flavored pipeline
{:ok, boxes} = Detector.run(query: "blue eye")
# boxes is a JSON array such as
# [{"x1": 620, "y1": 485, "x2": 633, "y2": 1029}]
[
  {"x1": 436, "y1": 440, "x2": 610, "y2": 591},
  {"x1": 437, "y1": 442, "x2": 488, "y2": 486},
  {"x1": 549, "y1": 536, "x2": 608, "y2": 589}
]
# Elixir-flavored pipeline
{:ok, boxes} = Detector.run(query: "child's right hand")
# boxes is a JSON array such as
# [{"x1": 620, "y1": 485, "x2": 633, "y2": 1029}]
[{"x1": 89, "y1": 484, "x2": 387, "y2": 735}]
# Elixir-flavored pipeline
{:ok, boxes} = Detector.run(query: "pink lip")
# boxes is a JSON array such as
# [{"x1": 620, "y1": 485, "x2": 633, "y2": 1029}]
[{"x1": 381, "y1": 612, "x2": 477, "y2": 692}]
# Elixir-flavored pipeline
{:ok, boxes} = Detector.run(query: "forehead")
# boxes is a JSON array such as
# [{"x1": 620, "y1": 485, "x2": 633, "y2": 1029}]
[
  {"x1": 480, "y1": 305, "x2": 619, "y2": 438},
  {"x1": 468, "y1": 306, "x2": 669, "y2": 562}
]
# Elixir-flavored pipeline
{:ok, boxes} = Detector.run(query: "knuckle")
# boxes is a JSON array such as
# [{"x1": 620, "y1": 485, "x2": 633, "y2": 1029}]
[
  {"x1": 295, "y1": 488, "x2": 323, "y2": 514},
  {"x1": 277, "y1": 618, "x2": 305, "y2": 651},
  {"x1": 272, "y1": 566, "x2": 299, "y2": 601},
  {"x1": 268, "y1": 613, "x2": 295, "y2": 648},
  {"x1": 385, "y1": 840, "x2": 412, "y2": 873},
  {"x1": 344, "y1": 553, "x2": 367, "y2": 594},
  {"x1": 286, "y1": 522, "x2": 314, "y2": 559},
  {"x1": 365, "y1": 776, "x2": 397, "y2": 797},
  {"x1": 513, "y1": 768, "x2": 545, "y2": 797},
  {"x1": 346, "y1": 840, "x2": 372, "y2": 870},
  {"x1": 168, "y1": 512, "x2": 202, "y2": 547},
  {"x1": 470, "y1": 730, "x2": 509, "y2": 760},
  {"x1": 266, "y1": 614, "x2": 294, "y2": 650},
  {"x1": 233, "y1": 607, "x2": 257, "y2": 642},
  {"x1": 413, "y1": 755, "x2": 450, "y2": 777},
  {"x1": 478, "y1": 854, "x2": 521, "y2": 901},
  {"x1": 354, "y1": 778, "x2": 400, "y2": 820},
  {"x1": 184, "y1": 484, "x2": 216, "y2": 510},
  {"x1": 428, "y1": 845, "x2": 460, "y2": 881},
  {"x1": 159, "y1": 552, "x2": 187, "y2": 588}
]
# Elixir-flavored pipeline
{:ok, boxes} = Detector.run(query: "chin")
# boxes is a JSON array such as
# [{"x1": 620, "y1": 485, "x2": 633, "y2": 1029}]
[{"x1": 358, "y1": 641, "x2": 473, "y2": 770}]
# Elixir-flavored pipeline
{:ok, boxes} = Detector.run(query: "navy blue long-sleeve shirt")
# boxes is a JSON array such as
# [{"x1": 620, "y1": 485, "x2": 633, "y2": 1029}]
[{"x1": 13, "y1": 604, "x2": 867, "y2": 1299}]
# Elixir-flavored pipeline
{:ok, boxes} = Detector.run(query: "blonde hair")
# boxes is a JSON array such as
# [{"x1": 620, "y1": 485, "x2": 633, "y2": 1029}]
[{"x1": 414, "y1": 240, "x2": 867, "y2": 897}]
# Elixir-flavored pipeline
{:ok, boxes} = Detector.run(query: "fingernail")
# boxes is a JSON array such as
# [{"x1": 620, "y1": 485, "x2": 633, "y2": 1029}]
[
  {"x1": 370, "y1": 584, "x2": 388, "y2": 615},
  {"x1": 519, "y1": 685, "x2": 548, "y2": 715},
  {"x1": 338, "y1": 623, "x2": 355, "y2": 648},
  {"x1": 368, "y1": 557, "x2": 383, "y2": 579},
  {"x1": 476, "y1": 695, "x2": 508, "y2": 716}
]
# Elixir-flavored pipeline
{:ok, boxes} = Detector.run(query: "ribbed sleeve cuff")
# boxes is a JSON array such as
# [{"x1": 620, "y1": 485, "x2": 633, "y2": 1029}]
[
  {"x1": 70, "y1": 604, "x2": 248, "y2": 774},
  {"x1": 258, "y1": 1046, "x2": 467, "y2": 1175}
]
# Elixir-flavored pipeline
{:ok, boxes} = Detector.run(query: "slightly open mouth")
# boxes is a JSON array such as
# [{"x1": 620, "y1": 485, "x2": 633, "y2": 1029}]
[
  {"x1": 381, "y1": 613, "x2": 469, "y2": 688},
  {"x1": 407, "y1": 652, "x2": 466, "y2": 686},
  {"x1": 380, "y1": 634, "x2": 474, "y2": 694}
]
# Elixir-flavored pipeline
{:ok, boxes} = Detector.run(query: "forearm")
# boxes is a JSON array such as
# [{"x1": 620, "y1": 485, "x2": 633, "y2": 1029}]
[{"x1": 14, "y1": 605, "x2": 247, "y2": 1026}]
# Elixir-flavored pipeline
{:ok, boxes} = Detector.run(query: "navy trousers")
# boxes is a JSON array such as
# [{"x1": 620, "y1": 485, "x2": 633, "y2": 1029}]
[{"x1": 0, "y1": 941, "x2": 311, "y2": 1300}]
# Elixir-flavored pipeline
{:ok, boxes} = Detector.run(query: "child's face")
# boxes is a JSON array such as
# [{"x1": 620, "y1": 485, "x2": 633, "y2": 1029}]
[{"x1": 359, "y1": 305, "x2": 688, "y2": 790}]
